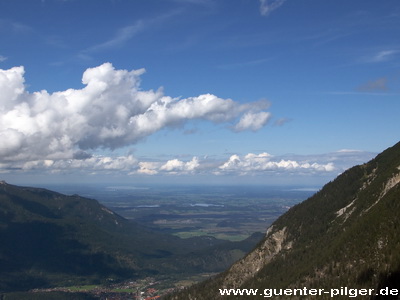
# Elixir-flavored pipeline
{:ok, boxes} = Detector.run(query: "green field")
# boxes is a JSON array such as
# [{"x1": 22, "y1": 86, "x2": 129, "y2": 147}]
[{"x1": 66, "y1": 185, "x2": 316, "y2": 241}]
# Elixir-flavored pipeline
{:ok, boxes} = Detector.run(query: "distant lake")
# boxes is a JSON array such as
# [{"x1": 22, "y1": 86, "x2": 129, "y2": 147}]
[{"x1": 190, "y1": 203, "x2": 224, "y2": 207}]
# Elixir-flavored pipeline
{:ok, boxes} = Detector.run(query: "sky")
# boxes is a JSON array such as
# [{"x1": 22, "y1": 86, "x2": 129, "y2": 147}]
[{"x1": 0, "y1": 0, "x2": 399, "y2": 186}]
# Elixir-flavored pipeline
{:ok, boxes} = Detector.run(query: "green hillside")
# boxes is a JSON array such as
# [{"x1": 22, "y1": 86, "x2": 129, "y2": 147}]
[
  {"x1": 166, "y1": 141, "x2": 400, "y2": 299},
  {"x1": 0, "y1": 181, "x2": 262, "y2": 293}
]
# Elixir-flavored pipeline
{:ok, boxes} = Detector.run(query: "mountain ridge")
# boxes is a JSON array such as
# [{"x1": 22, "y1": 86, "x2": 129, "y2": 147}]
[
  {"x1": 0, "y1": 181, "x2": 262, "y2": 293},
  {"x1": 165, "y1": 141, "x2": 400, "y2": 299}
]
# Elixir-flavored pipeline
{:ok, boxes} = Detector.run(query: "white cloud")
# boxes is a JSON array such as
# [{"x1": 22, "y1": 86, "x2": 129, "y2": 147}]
[
  {"x1": 218, "y1": 152, "x2": 335, "y2": 175},
  {"x1": 0, "y1": 63, "x2": 376, "y2": 180},
  {"x1": 0, "y1": 55, "x2": 7, "y2": 62},
  {"x1": 0, "y1": 154, "x2": 138, "y2": 174},
  {"x1": 0, "y1": 149, "x2": 374, "y2": 179},
  {"x1": 135, "y1": 157, "x2": 201, "y2": 175},
  {"x1": 234, "y1": 111, "x2": 271, "y2": 132},
  {"x1": 336, "y1": 149, "x2": 362, "y2": 153},
  {"x1": 0, "y1": 63, "x2": 270, "y2": 165},
  {"x1": 137, "y1": 161, "x2": 160, "y2": 175},
  {"x1": 259, "y1": 0, "x2": 287, "y2": 16},
  {"x1": 0, "y1": 66, "x2": 25, "y2": 103},
  {"x1": 160, "y1": 157, "x2": 199, "y2": 173}
]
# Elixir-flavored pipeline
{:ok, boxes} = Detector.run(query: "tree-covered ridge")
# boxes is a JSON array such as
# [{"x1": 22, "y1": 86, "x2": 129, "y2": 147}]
[
  {"x1": 0, "y1": 181, "x2": 262, "y2": 293},
  {"x1": 166, "y1": 141, "x2": 400, "y2": 299}
]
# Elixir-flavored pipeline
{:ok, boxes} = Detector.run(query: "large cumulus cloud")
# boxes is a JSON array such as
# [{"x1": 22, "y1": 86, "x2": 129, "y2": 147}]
[
  {"x1": 0, "y1": 63, "x2": 270, "y2": 163},
  {"x1": 0, "y1": 63, "x2": 373, "y2": 179}
]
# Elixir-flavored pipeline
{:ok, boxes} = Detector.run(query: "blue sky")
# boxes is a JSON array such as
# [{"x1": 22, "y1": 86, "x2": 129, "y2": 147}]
[{"x1": 0, "y1": 0, "x2": 399, "y2": 186}]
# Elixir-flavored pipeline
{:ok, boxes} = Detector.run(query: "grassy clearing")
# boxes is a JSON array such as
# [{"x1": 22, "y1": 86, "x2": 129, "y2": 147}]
[
  {"x1": 65, "y1": 285, "x2": 98, "y2": 292},
  {"x1": 173, "y1": 231, "x2": 209, "y2": 238}
]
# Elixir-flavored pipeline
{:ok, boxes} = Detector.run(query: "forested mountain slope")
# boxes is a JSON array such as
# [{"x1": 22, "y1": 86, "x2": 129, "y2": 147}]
[
  {"x1": 0, "y1": 181, "x2": 261, "y2": 292},
  {"x1": 166, "y1": 141, "x2": 400, "y2": 299}
]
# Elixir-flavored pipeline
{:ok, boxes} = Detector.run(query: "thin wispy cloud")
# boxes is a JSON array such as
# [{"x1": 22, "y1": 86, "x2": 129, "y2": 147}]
[
  {"x1": 357, "y1": 77, "x2": 388, "y2": 92},
  {"x1": 364, "y1": 49, "x2": 399, "y2": 63},
  {"x1": 259, "y1": 0, "x2": 287, "y2": 16},
  {"x1": 0, "y1": 55, "x2": 7, "y2": 62},
  {"x1": 84, "y1": 21, "x2": 145, "y2": 53},
  {"x1": 324, "y1": 91, "x2": 398, "y2": 97},
  {"x1": 172, "y1": 0, "x2": 214, "y2": 6},
  {"x1": 273, "y1": 118, "x2": 291, "y2": 126},
  {"x1": 79, "y1": 9, "x2": 182, "y2": 58},
  {"x1": 218, "y1": 57, "x2": 273, "y2": 70},
  {"x1": 0, "y1": 18, "x2": 33, "y2": 34}
]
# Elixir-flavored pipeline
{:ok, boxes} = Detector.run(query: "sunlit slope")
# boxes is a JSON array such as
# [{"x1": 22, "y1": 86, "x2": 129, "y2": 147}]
[{"x1": 167, "y1": 141, "x2": 400, "y2": 299}]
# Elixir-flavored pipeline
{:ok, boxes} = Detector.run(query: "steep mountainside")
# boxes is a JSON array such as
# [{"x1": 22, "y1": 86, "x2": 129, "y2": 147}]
[
  {"x1": 0, "y1": 182, "x2": 262, "y2": 292},
  {"x1": 166, "y1": 141, "x2": 400, "y2": 299}
]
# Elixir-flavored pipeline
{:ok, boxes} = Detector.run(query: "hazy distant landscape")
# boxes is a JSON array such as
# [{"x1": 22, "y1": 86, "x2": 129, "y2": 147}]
[
  {"x1": 0, "y1": 181, "x2": 315, "y2": 298},
  {"x1": 36, "y1": 184, "x2": 316, "y2": 241},
  {"x1": 0, "y1": 181, "x2": 285, "y2": 297}
]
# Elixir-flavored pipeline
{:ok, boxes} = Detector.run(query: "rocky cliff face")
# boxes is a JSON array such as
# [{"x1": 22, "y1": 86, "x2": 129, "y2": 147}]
[
  {"x1": 221, "y1": 226, "x2": 290, "y2": 289},
  {"x1": 166, "y1": 141, "x2": 400, "y2": 299}
]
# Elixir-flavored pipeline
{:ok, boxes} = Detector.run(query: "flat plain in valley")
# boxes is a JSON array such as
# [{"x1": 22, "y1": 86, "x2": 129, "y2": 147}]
[{"x1": 47, "y1": 184, "x2": 317, "y2": 241}]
